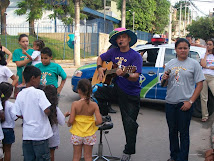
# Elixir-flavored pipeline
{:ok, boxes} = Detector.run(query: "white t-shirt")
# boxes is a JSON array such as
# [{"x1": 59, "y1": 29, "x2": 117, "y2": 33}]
[
  {"x1": 0, "y1": 101, "x2": 4, "y2": 140},
  {"x1": 48, "y1": 107, "x2": 65, "y2": 148},
  {"x1": 2, "y1": 101, "x2": 17, "y2": 129},
  {"x1": 31, "y1": 51, "x2": 41, "y2": 66},
  {"x1": 201, "y1": 53, "x2": 214, "y2": 76},
  {"x1": 0, "y1": 65, "x2": 13, "y2": 83},
  {"x1": 12, "y1": 87, "x2": 53, "y2": 140}
]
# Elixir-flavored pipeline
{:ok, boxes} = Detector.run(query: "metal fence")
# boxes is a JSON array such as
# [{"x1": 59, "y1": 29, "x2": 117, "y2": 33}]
[{"x1": 0, "y1": 22, "x2": 152, "y2": 60}]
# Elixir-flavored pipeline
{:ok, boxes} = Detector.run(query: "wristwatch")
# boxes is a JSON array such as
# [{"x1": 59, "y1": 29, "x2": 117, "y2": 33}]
[{"x1": 189, "y1": 100, "x2": 193, "y2": 104}]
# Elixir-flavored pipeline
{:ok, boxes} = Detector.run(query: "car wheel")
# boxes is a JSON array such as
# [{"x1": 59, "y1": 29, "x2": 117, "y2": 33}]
[{"x1": 192, "y1": 89, "x2": 214, "y2": 118}]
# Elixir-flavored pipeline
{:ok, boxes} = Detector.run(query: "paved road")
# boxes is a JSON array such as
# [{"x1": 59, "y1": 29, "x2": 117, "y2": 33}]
[{"x1": 8, "y1": 66, "x2": 212, "y2": 161}]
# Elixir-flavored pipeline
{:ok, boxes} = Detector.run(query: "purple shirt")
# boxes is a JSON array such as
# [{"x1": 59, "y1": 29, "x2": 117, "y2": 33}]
[{"x1": 100, "y1": 48, "x2": 142, "y2": 96}]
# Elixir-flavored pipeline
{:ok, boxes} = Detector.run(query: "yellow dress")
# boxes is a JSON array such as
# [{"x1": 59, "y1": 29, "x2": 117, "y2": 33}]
[{"x1": 69, "y1": 115, "x2": 98, "y2": 137}]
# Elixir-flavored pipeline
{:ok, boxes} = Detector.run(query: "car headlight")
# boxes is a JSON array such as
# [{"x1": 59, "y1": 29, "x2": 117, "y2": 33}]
[{"x1": 73, "y1": 70, "x2": 82, "y2": 77}]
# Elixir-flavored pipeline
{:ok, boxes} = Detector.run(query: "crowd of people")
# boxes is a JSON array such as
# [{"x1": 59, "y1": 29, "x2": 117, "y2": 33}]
[{"x1": 0, "y1": 29, "x2": 213, "y2": 161}]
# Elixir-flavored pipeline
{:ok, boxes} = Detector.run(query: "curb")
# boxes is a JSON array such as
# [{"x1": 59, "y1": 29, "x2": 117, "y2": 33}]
[{"x1": 7, "y1": 57, "x2": 98, "y2": 68}]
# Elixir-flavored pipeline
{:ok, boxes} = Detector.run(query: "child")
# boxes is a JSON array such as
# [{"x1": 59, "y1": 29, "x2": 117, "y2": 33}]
[
  {"x1": 43, "y1": 85, "x2": 69, "y2": 161},
  {"x1": 67, "y1": 79, "x2": 102, "y2": 161},
  {"x1": 12, "y1": 66, "x2": 53, "y2": 161},
  {"x1": 0, "y1": 50, "x2": 18, "y2": 86},
  {"x1": 0, "y1": 82, "x2": 17, "y2": 161},
  {"x1": 12, "y1": 34, "x2": 34, "y2": 96},
  {"x1": 35, "y1": 47, "x2": 67, "y2": 94},
  {"x1": 22, "y1": 39, "x2": 45, "y2": 66},
  {"x1": 18, "y1": 39, "x2": 45, "y2": 88},
  {"x1": 0, "y1": 101, "x2": 4, "y2": 161}
]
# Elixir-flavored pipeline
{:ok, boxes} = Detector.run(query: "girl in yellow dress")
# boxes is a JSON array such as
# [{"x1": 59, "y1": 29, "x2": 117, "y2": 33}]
[{"x1": 67, "y1": 79, "x2": 102, "y2": 161}]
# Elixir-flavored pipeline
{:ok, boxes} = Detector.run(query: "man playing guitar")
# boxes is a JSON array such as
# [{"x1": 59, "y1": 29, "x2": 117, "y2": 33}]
[{"x1": 94, "y1": 28, "x2": 143, "y2": 161}]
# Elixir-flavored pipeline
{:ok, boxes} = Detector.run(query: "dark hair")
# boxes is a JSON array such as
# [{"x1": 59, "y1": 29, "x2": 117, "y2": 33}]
[
  {"x1": 0, "y1": 50, "x2": 7, "y2": 65},
  {"x1": 23, "y1": 66, "x2": 41, "y2": 83},
  {"x1": 77, "y1": 79, "x2": 92, "y2": 104},
  {"x1": 43, "y1": 85, "x2": 58, "y2": 126},
  {"x1": 186, "y1": 34, "x2": 192, "y2": 39},
  {"x1": 206, "y1": 39, "x2": 214, "y2": 55},
  {"x1": 34, "y1": 40, "x2": 45, "y2": 51},
  {"x1": 0, "y1": 82, "x2": 13, "y2": 112},
  {"x1": 41, "y1": 47, "x2": 52, "y2": 57},
  {"x1": 18, "y1": 34, "x2": 28, "y2": 41},
  {"x1": 175, "y1": 38, "x2": 190, "y2": 48}
]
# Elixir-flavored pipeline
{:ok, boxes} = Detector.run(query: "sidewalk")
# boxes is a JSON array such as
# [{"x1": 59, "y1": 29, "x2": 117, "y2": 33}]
[
  {"x1": 7, "y1": 57, "x2": 98, "y2": 77},
  {"x1": 7, "y1": 57, "x2": 98, "y2": 68}
]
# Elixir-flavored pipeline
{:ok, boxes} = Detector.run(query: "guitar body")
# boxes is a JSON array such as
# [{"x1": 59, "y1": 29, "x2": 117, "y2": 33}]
[{"x1": 92, "y1": 61, "x2": 117, "y2": 86}]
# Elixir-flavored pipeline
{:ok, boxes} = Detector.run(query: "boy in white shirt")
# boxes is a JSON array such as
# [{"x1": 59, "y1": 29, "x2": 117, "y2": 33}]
[{"x1": 12, "y1": 66, "x2": 53, "y2": 161}]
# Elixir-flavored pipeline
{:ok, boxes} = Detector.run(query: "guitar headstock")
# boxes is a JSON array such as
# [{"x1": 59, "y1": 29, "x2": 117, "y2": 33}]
[{"x1": 123, "y1": 65, "x2": 137, "y2": 73}]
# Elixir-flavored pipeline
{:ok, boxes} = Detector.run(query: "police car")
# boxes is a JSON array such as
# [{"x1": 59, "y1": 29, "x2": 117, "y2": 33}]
[{"x1": 71, "y1": 38, "x2": 213, "y2": 118}]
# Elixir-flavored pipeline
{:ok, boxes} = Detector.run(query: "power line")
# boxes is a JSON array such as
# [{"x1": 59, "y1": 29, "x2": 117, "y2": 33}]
[{"x1": 187, "y1": 0, "x2": 208, "y2": 16}]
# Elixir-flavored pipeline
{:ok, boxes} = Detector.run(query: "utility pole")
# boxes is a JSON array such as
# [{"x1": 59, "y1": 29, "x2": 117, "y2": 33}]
[
  {"x1": 184, "y1": 1, "x2": 187, "y2": 36},
  {"x1": 104, "y1": 0, "x2": 106, "y2": 33},
  {"x1": 187, "y1": 6, "x2": 190, "y2": 25},
  {"x1": 74, "y1": 0, "x2": 80, "y2": 66},
  {"x1": 179, "y1": 3, "x2": 182, "y2": 37},
  {"x1": 168, "y1": 6, "x2": 172, "y2": 44},
  {"x1": 121, "y1": 0, "x2": 126, "y2": 28}
]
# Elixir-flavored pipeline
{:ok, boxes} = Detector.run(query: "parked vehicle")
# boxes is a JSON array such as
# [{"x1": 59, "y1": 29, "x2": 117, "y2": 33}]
[{"x1": 71, "y1": 39, "x2": 212, "y2": 118}]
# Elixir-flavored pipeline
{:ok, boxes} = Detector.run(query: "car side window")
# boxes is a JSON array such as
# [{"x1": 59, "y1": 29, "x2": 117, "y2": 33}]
[
  {"x1": 140, "y1": 48, "x2": 159, "y2": 67},
  {"x1": 189, "y1": 51, "x2": 200, "y2": 63},
  {"x1": 164, "y1": 48, "x2": 176, "y2": 64}
]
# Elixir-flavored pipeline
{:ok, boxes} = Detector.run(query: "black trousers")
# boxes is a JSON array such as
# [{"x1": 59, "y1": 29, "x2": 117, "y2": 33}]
[{"x1": 94, "y1": 83, "x2": 140, "y2": 154}]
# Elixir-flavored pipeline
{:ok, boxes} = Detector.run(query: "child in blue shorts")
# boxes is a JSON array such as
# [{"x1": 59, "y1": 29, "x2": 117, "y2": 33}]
[
  {"x1": 35, "y1": 47, "x2": 67, "y2": 94},
  {"x1": 0, "y1": 82, "x2": 17, "y2": 161}
]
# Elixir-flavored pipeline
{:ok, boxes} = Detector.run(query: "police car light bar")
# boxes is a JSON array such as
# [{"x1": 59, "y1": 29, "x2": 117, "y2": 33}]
[{"x1": 151, "y1": 38, "x2": 165, "y2": 43}]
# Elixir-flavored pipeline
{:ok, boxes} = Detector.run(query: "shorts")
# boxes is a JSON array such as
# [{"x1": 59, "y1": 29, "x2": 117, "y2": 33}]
[
  {"x1": 2, "y1": 128, "x2": 15, "y2": 144},
  {"x1": 70, "y1": 134, "x2": 96, "y2": 145},
  {"x1": 0, "y1": 140, "x2": 3, "y2": 159},
  {"x1": 49, "y1": 146, "x2": 58, "y2": 150}
]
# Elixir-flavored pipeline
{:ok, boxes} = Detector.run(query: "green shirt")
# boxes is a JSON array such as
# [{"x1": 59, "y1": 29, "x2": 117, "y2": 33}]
[
  {"x1": 35, "y1": 62, "x2": 67, "y2": 88},
  {"x1": 12, "y1": 48, "x2": 34, "y2": 83}
]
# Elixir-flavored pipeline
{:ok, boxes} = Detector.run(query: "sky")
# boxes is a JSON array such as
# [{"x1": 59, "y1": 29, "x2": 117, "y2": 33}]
[{"x1": 170, "y1": 0, "x2": 214, "y2": 18}]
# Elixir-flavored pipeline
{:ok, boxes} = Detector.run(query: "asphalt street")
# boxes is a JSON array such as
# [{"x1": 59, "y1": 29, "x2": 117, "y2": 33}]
[{"x1": 7, "y1": 65, "x2": 213, "y2": 161}]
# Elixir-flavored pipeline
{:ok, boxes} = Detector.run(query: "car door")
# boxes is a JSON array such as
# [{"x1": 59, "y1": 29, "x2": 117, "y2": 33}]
[
  {"x1": 156, "y1": 47, "x2": 177, "y2": 100},
  {"x1": 139, "y1": 47, "x2": 161, "y2": 99}
]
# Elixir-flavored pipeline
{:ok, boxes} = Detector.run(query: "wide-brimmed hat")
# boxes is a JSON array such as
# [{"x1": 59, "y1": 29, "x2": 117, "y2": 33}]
[{"x1": 109, "y1": 28, "x2": 137, "y2": 47}]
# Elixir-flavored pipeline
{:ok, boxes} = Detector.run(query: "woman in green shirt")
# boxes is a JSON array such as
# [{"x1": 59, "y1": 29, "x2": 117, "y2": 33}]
[{"x1": 12, "y1": 34, "x2": 34, "y2": 97}]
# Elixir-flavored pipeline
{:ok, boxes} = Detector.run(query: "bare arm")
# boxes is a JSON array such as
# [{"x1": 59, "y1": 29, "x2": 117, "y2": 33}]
[
  {"x1": 44, "y1": 107, "x2": 51, "y2": 116},
  {"x1": 200, "y1": 47, "x2": 209, "y2": 68},
  {"x1": 15, "y1": 59, "x2": 31, "y2": 67},
  {"x1": 2, "y1": 46, "x2": 12, "y2": 63},
  {"x1": 22, "y1": 50, "x2": 32, "y2": 60},
  {"x1": 94, "y1": 103, "x2": 102, "y2": 125},
  {"x1": 57, "y1": 78, "x2": 67, "y2": 94},
  {"x1": 10, "y1": 75, "x2": 18, "y2": 87},
  {"x1": 180, "y1": 81, "x2": 203, "y2": 111},
  {"x1": 67, "y1": 103, "x2": 76, "y2": 127},
  {"x1": 97, "y1": 56, "x2": 106, "y2": 81}
]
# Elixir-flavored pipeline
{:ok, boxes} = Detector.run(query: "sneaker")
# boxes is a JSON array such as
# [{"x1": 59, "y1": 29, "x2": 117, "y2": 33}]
[{"x1": 120, "y1": 153, "x2": 131, "y2": 161}]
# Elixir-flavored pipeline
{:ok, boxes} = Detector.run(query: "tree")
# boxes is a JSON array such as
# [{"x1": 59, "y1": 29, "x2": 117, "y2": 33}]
[
  {"x1": 174, "y1": 1, "x2": 191, "y2": 20},
  {"x1": 118, "y1": 0, "x2": 170, "y2": 33},
  {"x1": 0, "y1": 0, "x2": 10, "y2": 35},
  {"x1": 187, "y1": 17, "x2": 214, "y2": 41},
  {"x1": 15, "y1": 0, "x2": 47, "y2": 36}
]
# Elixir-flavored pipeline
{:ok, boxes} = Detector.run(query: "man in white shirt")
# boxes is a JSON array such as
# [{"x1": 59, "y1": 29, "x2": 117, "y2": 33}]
[{"x1": 12, "y1": 66, "x2": 53, "y2": 161}]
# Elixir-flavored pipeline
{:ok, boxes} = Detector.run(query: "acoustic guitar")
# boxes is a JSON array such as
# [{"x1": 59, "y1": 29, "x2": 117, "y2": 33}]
[{"x1": 92, "y1": 61, "x2": 137, "y2": 86}]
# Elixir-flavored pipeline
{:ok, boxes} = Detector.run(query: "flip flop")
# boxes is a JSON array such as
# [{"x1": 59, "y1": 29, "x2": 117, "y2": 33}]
[{"x1": 202, "y1": 118, "x2": 208, "y2": 122}]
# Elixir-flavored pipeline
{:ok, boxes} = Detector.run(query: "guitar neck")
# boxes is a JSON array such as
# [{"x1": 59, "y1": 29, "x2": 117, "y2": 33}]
[{"x1": 106, "y1": 68, "x2": 117, "y2": 75}]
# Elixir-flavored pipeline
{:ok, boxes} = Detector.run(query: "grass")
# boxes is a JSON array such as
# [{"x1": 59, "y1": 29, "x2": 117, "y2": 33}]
[{"x1": 0, "y1": 35, "x2": 94, "y2": 60}]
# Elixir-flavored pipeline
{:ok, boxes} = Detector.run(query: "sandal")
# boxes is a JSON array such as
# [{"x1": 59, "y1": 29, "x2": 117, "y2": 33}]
[{"x1": 202, "y1": 117, "x2": 208, "y2": 122}]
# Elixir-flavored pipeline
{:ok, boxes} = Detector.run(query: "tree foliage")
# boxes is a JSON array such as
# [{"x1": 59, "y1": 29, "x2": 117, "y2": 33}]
[
  {"x1": 174, "y1": 1, "x2": 191, "y2": 20},
  {"x1": 15, "y1": 0, "x2": 47, "y2": 35},
  {"x1": 118, "y1": 0, "x2": 170, "y2": 33},
  {"x1": 187, "y1": 17, "x2": 214, "y2": 41}
]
